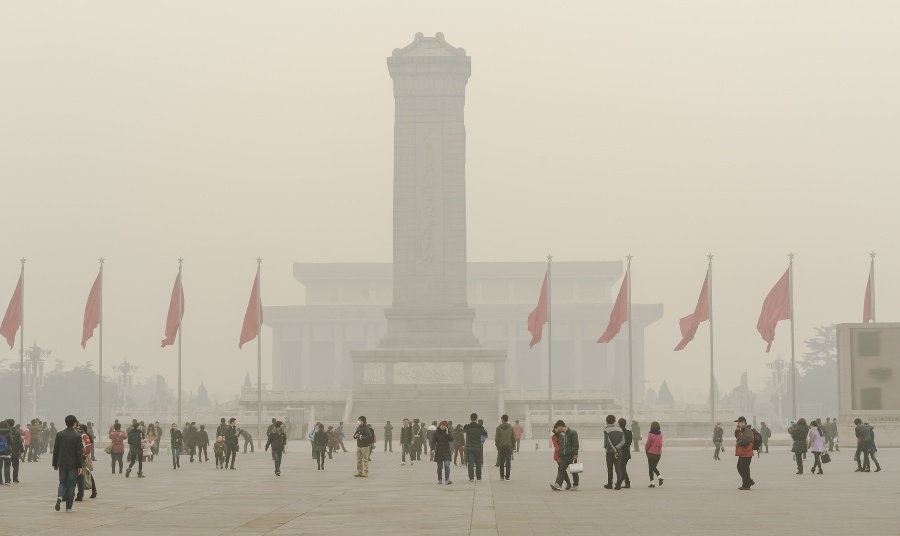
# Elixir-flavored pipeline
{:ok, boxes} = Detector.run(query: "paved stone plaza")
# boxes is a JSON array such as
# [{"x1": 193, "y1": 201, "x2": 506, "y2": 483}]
[{"x1": 0, "y1": 444, "x2": 897, "y2": 535}]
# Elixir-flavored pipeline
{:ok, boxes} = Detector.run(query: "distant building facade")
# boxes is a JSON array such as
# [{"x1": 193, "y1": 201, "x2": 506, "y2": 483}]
[{"x1": 264, "y1": 261, "x2": 663, "y2": 399}]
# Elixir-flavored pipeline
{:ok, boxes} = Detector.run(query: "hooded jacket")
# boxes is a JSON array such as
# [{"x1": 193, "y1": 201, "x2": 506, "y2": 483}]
[
  {"x1": 495, "y1": 422, "x2": 514, "y2": 449},
  {"x1": 556, "y1": 428, "x2": 579, "y2": 458}
]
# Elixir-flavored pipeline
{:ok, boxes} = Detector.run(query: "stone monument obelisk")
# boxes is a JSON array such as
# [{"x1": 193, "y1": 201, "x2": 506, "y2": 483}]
[{"x1": 351, "y1": 33, "x2": 506, "y2": 419}]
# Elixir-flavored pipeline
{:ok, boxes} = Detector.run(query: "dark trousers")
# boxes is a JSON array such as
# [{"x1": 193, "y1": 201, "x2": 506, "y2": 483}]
[
  {"x1": 27, "y1": 445, "x2": 38, "y2": 462},
  {"x1": 515, "y1": 438, "x2": 520, "y2": 452},
  {"x1": 498, "y1": 447, "x2": 512, "y2": 479},
  {"x1": 620, "y1": 456, "x2": 631, "y2": 485},
  {"x1": 273, "y1": 448, "x2": 283, "y2": 472},
  {"x1": 225, "y1": 444, "x2": 237, "y2": 468},
  {"x1": 111, "y1": 453, "x2": 123, "y2": 473},
  {"x1": 197, "y1": 445, "x2": 208, "y2": 462},
  {"x1": 855, "y1": 442, "x2": 871, "y2": 469},
  {"x1": 76, "y1": 471, "x2": 96, "y2": 498},
  {"x1": 713, "y1": 441, "x2": 722, "y2": 459},
  {"x1": 811, "y1": 452, "x2": 823, "y2": 473},
  {"x1": 243, "y1": 439, "x2": 253, "y2": 453},
  {"x1": 11, "y1": 455, "x2": 18, "y2": 482},
  {"x1": 127, "y1": 447, "x2": 143, "y2": 473},
  {"x1": 737, "y1": 456, "x2": 752, "y2": 487},
  {"x1": 401, "y1": 442, "x2": 412, "y2": 462},
  {"x1": 647, "y1": 453, "x2": 661, "y2": 481},
  {"x1": 465, "y1": 447, "x2": 483, "y2": 480},
  {"x1": 384, "y1": 436, "x2": 392, "y2": 452},
  {"x1": 315, "y1": 449, "x2": 325, "y2": 469},
  {"x1": 453, "y1": 445, "x2": 465, "y2": 465},
  {"x1": 413, "y1": 439, "x2": 422, "y2": 460},
  {"x1": 57, "y1": 468, "x2": 78, "y2": 510},
  {"x1": 172, "y1": 446, "x2": 181, "y2": 467},
  {"x1": 556, "y1": 454, "x2": 578, "y2": 487},
  {"x1": 606, "y1": 452, "x2": 622, "y2": 486},
  {"x1": 795, "y1": 450, "x2": 804, "y2": 472}
]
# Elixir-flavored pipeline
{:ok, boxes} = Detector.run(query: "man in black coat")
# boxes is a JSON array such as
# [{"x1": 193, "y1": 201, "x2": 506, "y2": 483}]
[
  {"x1": 52, "y1": 415, "x2": 84, "y2": 512},
  {"x1": 463, "y1": 413, "x2": 488, "y2": 482},
  {"x1": 125, "y1": 423, "x2": 144, "y2": 478}
]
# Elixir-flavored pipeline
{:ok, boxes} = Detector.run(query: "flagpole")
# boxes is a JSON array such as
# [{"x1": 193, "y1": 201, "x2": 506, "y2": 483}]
[
  {"x1": 256, "y1": 257, "x2": 262, "y2": 450},
  {"x1": 870, "y1": 252, "x2": 876, "y2": 322},
  {"x1": 18, "y1": 258, "x2": 25, "y2": 429},
  {"x1": 788, "y1": 253, "x2": 796, "y2": 420},
  {"x1": 627, "y1": 254, "x2": 633, "y2": 422},
  {"x1": 546, "y1": 254, "x2": 553, "y2": 430},
  {"x1": 99, "y1": 258, "x2": 105, "y2": 432},
  {"x1": 707, "y1": 254, "x2": 715, "y2": 427},
  {"x1": 177, "y1": 257, "x2": 183, "y2": 427}
]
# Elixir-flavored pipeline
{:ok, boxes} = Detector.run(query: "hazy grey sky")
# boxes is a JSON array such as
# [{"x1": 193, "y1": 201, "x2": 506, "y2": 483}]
[{"x1": 1, "y1": 2, "x2": 898, "y2": 402}]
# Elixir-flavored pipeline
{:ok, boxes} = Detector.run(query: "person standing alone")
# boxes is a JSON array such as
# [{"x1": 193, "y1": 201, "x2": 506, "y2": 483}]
[
  {"x1": 52, "y1": 415, "x2": 83, "y2": 513},
  {"x1": 383, "y1": 420, "x2": 393, "y2": 453},
  {"x1": 712, "y1": 423, "x2": 724, "y2": 460},
  {"x1": 734, "y1": 416, "x2": 754, "y2": 490},
  {"x1": 169, "y1": 424, "x2": 183, "y2": 469},
  {"x1": 495, "y1": 415, "x2": 514, "y2": 481},
  {"x1": 353, "y1": 416, "x2": 372, "y2": 477}
]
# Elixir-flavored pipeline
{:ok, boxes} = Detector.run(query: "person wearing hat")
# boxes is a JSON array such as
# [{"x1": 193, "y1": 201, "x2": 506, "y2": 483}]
[
  {"x1": 712, "y1": 422, "x2": 724, "y2": 461},
  {"x1": 265, "y1": 421, "x2": 287, "y2": 476},
  {"x1": 734, "y1": 416, "x2": 755, "y2": 490},
  {"x1": 550, "y1": 419, "x2": 579, "y2": 491}
]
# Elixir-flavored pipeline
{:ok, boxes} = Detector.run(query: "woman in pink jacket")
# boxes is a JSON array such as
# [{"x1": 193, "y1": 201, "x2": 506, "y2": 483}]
[
  {"x1": 108, "y1": 423, "x2": 128, "y2": 474},
  {"x1": 644, "y1": 421, "x2": 664, "y2": 488}
]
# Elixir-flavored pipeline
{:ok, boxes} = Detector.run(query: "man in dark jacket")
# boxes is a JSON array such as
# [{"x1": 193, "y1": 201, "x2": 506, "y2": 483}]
[
  {"x1": 550, "y1": 420, "x2": 579, "y2": 491},
  {"x1": 412, "y1": 419, "x2": 422, "y2": 461},
  {"x1": 854, "y1": 418, "x2": 873, "y2": 472},
  {"x1": 400, "y1": 418, "x2": 414, "y2": 466},
  {"x1": 186, "y1": 422, "x2": 198, "y2": 461},
  {"x1": 224, "y1": 418, "x2": 239, "y2": 469},
  {"x1": 0, "y1": 419, "x2": 14, "y2": 484},
  {"x1": 734, "y1": 416, "x2": 754, "y2": 490},
  {"x1": 760, "y1": 422, "x2": 771, "y2": 453},
  {"x1": 495, "y1": 415, "x2": 515, "y2": 481},
  {"x1": 603, "y1": 414, "x2": 625, "y2": 490},
  {"x1": 463, "y1": 413, "x2": 488, "y2": 482},
  {"x1": 125, "y1": 422, "x2": 144, "y2": 478},
  {"x1": 264, "y1": 421, "x2": 287, "y2": 476},
  {"x1": 713, "y1": 423, "x2": 724, "y2": 460},
  {"x1": 352, "y1": 416, "x2": 372, "y2": 477},
  {"x1": 631, "y1": 421, "x2": 642, "y2": 452},
  {"x1": 170, "y1": 423, "x2": 184, "y2": 469},
  {"x1": 196, "y1": 425, "x2": 210, "y2": 463},
  {"x1": 52, "y1": 415, "x2": 84, "y2": 512},
  {"x1": 383, "y1": 420, "x2": 393, "y2": 452}
]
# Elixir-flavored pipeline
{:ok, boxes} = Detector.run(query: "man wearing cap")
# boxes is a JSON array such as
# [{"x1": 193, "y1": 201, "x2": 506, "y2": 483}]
[
  {"x1": 734, "y1": 416, "x2": 754, "y2": 490},
  {"x1": 265, "y1": 421, "x2": 287, "y2": 476}
]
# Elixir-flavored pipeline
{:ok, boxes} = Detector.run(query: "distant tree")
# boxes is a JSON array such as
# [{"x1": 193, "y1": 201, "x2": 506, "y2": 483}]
[
  {"x1": 657, "y1": 381, "x2": 675, "y2": 405},
  {"x1": 197, "y1": 382, "x2": 211, "y2": 407},
  {"x1": 798, "y1": 325, "x2": 837, "y2": 416},
  {"x1": 799, "y1": 325, "x2": 836, "y2": 373},
  {"x1": 645, "y1": 387, "x2": 658, "y2": 405}
]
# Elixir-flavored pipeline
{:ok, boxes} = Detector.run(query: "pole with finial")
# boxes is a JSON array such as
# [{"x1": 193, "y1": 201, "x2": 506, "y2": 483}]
[
  {"x1": 627, "y1": 254, "x2": 633, "y2": 422},
  {"x1": 256, "y1": 257, "x2": 262, "y2": 450},
  {"x1": 708, "y1": 253, "x2": 715, "y2": 427},
  {"x1": 788, "y1": 252, "x2": 796, "y2": 420},
  {"x1": 177, "y1": 257, "x2": 183, "y2": 427},
  {"x1": 546, "y1": 254, "x2": 553, "y2": 430}
]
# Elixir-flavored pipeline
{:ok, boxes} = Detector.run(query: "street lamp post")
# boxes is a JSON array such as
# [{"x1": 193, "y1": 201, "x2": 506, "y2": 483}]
[{"x1": 24, "y1": 341, "x2": 48, "y2": 420}]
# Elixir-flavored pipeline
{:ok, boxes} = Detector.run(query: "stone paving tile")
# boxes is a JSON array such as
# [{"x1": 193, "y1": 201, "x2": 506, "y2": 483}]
[{"x1": 0, "y1": 447, "x2": 898, "y2": 535}]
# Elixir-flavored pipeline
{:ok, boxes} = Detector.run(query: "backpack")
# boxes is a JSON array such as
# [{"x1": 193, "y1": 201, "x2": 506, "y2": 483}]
[
  {"x1": 0, "y1": 432, "x2": 8, "y2": 455},
  {"x1": 751, "y1": 428, "x2": 763, "y2": 456}
]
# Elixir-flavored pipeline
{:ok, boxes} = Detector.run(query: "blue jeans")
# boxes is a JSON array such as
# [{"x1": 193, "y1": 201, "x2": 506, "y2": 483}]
[
  {"x1": 171, "y1": 446, "x2": 181, "y2": 467},
  {"x1": 436, "y1": 460, "x2": 450, "y2": 481},
  {"x1": 465, "y1": 447, "x2": 483, "y2": 480},
  {"x1": 272, "y1": 449, "x2": 283, "y2": 473},
  {"x1": 57, "y1": 468, "x2": 78, "y2": 509}
]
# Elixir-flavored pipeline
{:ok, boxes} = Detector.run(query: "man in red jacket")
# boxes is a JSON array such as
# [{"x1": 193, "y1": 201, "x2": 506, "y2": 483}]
[{"x1": 734, "y1": 416, "x2": 754, "y2": 490}]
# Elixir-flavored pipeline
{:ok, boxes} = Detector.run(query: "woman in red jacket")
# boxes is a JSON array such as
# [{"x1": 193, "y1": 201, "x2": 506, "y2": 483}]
[
  {"x1": 108, "y1": 423, "x2": 127, "y2": 474},
  {"x1": 551, "y1": 430, "x2": 572, "y2": 490}
]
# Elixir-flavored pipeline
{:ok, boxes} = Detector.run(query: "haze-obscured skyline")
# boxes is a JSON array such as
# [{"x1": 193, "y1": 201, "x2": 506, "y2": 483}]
[{"x1": 2, "y1": 2, "x2": 898, "y2": 403}]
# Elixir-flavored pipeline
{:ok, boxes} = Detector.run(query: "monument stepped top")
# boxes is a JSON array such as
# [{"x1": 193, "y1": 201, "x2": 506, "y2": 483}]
[{"x1": 391, "y1": 32, "x2": 467, "y2": 58}]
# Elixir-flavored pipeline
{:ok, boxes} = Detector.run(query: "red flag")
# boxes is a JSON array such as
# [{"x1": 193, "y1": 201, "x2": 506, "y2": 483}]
[
  {"x1": 674, "y1": 270, "x2": 710, "y2": 351},
  {"x1": 239, "y1": 272, "x2": 263, "y2": 349},
  {"x1": 81, "y1": 271, "x2": 101, "y2": 348},
  {"x1": 161, "y1": 273, "x2": 184, "y2": 348},
  {"x1": 527, "y1": 271, "x2": 548, "y2": 348},
  {"x1": 0, "y1": 273, "x2": 23, "y2": 349},
  {"x1": 757, "y1": 268, "x2": 791, "y2": 352},
  {"x1": 598, "y1": 272, "x2": 629, "y2": 343},
  {"x1": 863, "y1": 271, "x2": 873, "y2": 323}
]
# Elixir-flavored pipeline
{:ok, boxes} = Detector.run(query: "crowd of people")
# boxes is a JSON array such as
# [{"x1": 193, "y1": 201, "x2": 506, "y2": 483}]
[{"x1": 0, "y1": 410, "x2": 889, "y2": 513}]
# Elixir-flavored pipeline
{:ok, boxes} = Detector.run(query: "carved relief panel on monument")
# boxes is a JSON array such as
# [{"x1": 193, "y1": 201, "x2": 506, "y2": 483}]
[{"x1": 414, "y1": 122, "x2": 445, "y2": 305}]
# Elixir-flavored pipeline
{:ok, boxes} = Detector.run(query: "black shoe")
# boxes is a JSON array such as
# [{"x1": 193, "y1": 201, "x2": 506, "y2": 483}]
[
  {"x1": 74, "y1": 497, "x2": 83, "y2": 502},
  {"x1": 658, "y1": 478, "x2": 664, "y2": 486},
  {"x1": 55, "y1": 498, "x2": 61, "y2": 511},
  {"x1": 622, "y1": 483, "x2": 630, "y2": 488},
  {"x1": 738, "y1": 486, "x2": 751, "y2": 490},
  {"x1": 875, "y1": 467, "x2": 882, "y2": 472},
  {"x1": 749, "y1": 480, "x2": 755, "y2": 486},
  {"x1": 796, "y1": 471, "x2": 803, "y2": 475},
  {"x1": 90, "y1": 492, "x2": 97, "y2": 499},
  {"x1": 603, "y1": 484, "x2": 613, "y2": 489},
  {"x1": 125, "y1": 468, "x2": 130, "y2": 478},
  {"x1": 614, "y1": 485, "x2": 622, "y2": 490}
]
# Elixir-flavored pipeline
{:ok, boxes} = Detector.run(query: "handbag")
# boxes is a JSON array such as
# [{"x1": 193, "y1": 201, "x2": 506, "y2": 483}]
[
  {"x1": 568, "y1": 462, "x2": 584, "y2": 474},
  {"x1": 821, "y1": 452, "x2": 831, "y2": 464},
  {"x1": 104, "y1": 444, "x2": 113, "y2": 455}
]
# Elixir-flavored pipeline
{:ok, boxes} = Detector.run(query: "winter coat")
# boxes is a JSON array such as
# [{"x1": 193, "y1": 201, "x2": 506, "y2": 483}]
[
  {"x1": 400, "y1": 425, "x2": 414, "y2": 445},
  {"x1": 463, "y1": 422, "x2": 488, "y2": 448},
  {"x1": 620, "y1": 428, "x2": 633, "y2": 461},
  {"x1": 808, "y1": 427, "x2": 826, "y2": 453},
  {"x1": 354, "y1": 424, "x2": 372, "y2": 448},
  {"x1": 170, "y1": 429, "x2": 184, "y2": 449},
  {"x1": 735, "y1": 426, "x2": 754, "y2": 458},
  {"x1": 494, "y1": 423, "x2": 515, "y2": 449},
  {"x1": 127, "y1": 427, "x2": 144, "y2": 450},
  {"x1": 196, "y1": 429, "x2": 210, "y2": 447},
  {"x1": 266, "y1": 430, "x2": 287, "y2": 452},
  {"x1": 52, "y1": 427, "x2": 84, "y2": 469},
  {"x1": 313, "y1": 430, "x2": 329, "y2": 449},
  {"x1": 108, "y1": 430, "x2": 127, "y2": 454},
  {"x1": 790, "y1": 424, "x2": 809, "y2": 453},
  {"x1": 224, "y1": 425, "x2": 239, "y2": 447},
  {"x1": 645, "y1": 430, "x2": 663, "y2": 455},
  {"x1": 432, "y1": 428, "x2": 453, "y2": 463},
  {"x1": 557, "y1": 428, "x2": 579, "y2": 458},
  {"x1": 603, "y1": 424, "x2": 624, "y2": 453},
  {"x1": 452, "y1": 428, "x2": 465, "y2": 447},
  {"x1": 713, "y1": 427, "x2": 724, "y2": 443}
]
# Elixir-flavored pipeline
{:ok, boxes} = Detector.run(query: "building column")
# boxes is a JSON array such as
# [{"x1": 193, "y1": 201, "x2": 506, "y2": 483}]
[{"x1": 300, "y1": 326, "x2": 310, "y2": 390}]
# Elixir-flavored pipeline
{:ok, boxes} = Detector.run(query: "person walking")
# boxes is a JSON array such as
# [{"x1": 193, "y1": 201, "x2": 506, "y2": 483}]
[
  {"x1": 734, "y1": 416, "x2": 754, "y2": 490},
  {"x1": 125, "y1": 420, "x2": 144, "y2": 478},
  {"x1": 196, "y1": 425, "x2": 209, "y2": 463},
  {"x1": 336, "y1": 422, "x2": 348, "y2": 453},
  {"x1": 85, "y1": 422, "x2": 96, "y2": 462},
  {"x1": 550, "y1": 427, "x2": 572, "y2": 490},
  {"x1": 399, "y1": 418, "x2": 414, "y2": 466},
  {"x1": 832, "y1": 418, "x2": 840, "y2": 452},
  {"x1": 463, "y1": 413, "x2": 488, "y2": 482},
  {"x1": 550, "y1": 420, "x2": 579, "y2": 491},
  {"x1": 214, "y1": 436, "x2": 226, "y2": 469},
  {"x1": 52, "y1": 415, "x2": 84, "y2": 513},
  {"x1": 854, "y1": 418, "x2": 873, "y2": 472},
  {"x1": 513, "y1": 420, "x2": 523, "y2": 453},
  {"x1": 712, "y1": 422, "x2": 724, "y2": 460},
  {"x1": 145, "y1": 425, "x2": 158, "y2": 462},
  {"x1": 631, "y1": 421, "x2": 642, "y2": 453},
  {"x1": 170, "y1": 423, "x2": 183, "y2": 469},
  {"x1": 108, "y1": 423, "x2": 126, "y2": 474},
  {"x1": 645, "y1": 421, "x2": 664, "y2": 487},
  {"x1": 48, "y1": 422, "x2": 57, "y2": 455},
  {"x1": 432, "y1": 420, "x2": 453, "y2": 485},
  {"x1": 495, "y1": 414, "x2": 514, "y2": 481},
  {"x1": 618, "y1": 418, "x2": 633, "y2": 488},
  {"x1": 224, "y1": 418, "x2": 239, "y2": 469},
  {"x1": 808, "y1": 419, "x2": 826, "y2": 475},
  {"x1": 326, "y1": 426, "x2": 337, "y2": 459},
  {"x1": 313, "y1": 423, "x2": 328, "y2": 470},
  {"x1": 0, "y1": 419, "x2": 14, "y2": 485},
  {"x1": 265, "y1": 421, "x2": 287, "y2": 476},
  {"x1": 427, "y1": 421, "x2": 437, "y2": 461},
  {"x1": 74, "y1": 423, "x2": 97, "y2": 501},
  {"x1": 452, "y1": 424, "x2": 466, "y2": 467},
  {"x1": 412, "y1": 419, "x2": 423, "y2": 462},
  {"x1": 383, "y1": 420, "x2": 393, "y2": 452},
  {"x1": 760, "y1": 421, "x2": 771, "y2": 453},
  {"x1": 603, "y1": 414, "x2": 625, "y2": 490},
  {"x1": 789, "y1": 418, "x2": 809, "y2": 474},
  {"x1": 353, "y1": 416, "x2": 373, "y2": 477},
  {"x1": 866, "y1": 422, "x2": 882, "y2": 472},
  {"x1": 185, "y1": 422, "x2": 198, "y2": 461}
]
